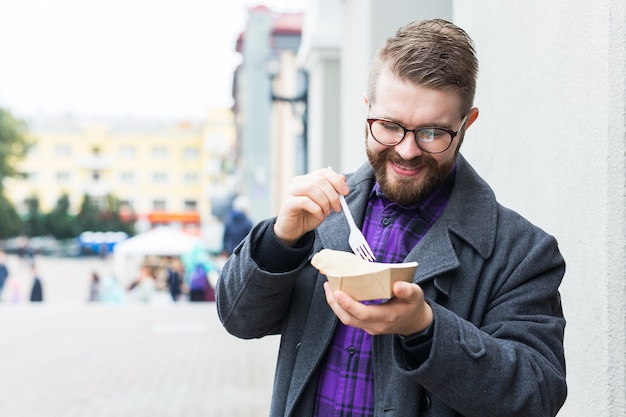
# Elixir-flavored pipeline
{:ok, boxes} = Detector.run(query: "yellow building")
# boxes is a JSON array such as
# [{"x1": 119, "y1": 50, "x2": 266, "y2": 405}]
[{"x1": 5, "y1": 108, "x2": 236, "y2": 237}]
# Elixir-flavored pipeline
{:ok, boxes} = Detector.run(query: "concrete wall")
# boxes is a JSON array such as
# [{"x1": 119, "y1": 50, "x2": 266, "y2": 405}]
[{"x1": 456, "y1": 1, "x2": 626, "y2": 416}]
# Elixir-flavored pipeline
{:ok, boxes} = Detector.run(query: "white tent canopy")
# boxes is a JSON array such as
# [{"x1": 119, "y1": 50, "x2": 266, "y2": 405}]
[{"x1": 113, "y1": 226, "x2": 203, "y2": 283}]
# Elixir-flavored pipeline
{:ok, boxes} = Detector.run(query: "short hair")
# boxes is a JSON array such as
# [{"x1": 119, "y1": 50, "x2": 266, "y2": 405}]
[{"x1": 367, "y1": 19, "x2": 478, "y2": 116}]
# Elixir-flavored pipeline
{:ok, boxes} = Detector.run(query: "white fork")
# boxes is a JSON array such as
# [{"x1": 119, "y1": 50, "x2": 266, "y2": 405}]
[{"x1": 339, "y1": 194, "x2": 376, "y2": 262}]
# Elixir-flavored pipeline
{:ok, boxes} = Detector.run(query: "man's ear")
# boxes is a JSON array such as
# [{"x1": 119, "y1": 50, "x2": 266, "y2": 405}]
[{"x1": 465, "y1": 107, "x2": 479, "y2": 129}]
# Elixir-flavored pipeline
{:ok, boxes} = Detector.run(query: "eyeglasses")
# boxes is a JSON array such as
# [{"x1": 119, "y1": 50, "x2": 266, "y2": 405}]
[{"x1": 366, "y1": 113, "x2": 470, "y2": 154}]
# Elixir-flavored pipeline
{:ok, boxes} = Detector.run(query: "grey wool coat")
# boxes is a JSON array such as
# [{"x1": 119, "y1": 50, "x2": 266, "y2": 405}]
[{"x1": 216, "y1": 154, "x2": 567, "y2": 417}]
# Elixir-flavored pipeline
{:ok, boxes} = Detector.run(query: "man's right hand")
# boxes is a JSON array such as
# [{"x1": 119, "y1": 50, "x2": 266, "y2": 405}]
[{"x1": 273, "y1": 167, "x2": 349, "y2": 247}]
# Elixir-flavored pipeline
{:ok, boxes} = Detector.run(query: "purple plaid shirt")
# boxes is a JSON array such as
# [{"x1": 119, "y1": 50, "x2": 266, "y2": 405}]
[{"x1": 313, "y1": 169, "x2": 456, "y2": 417}]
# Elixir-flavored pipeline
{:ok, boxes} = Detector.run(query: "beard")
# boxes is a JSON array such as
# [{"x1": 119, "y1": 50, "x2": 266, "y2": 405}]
[{"x1": 366, "y1": 145, "x2": 455, "y2": 206}]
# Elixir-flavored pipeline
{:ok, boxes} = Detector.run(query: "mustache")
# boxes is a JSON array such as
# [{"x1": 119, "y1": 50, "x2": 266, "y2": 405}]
[{"x1": 383, "y1": 148, "x2": 437, "y2": 170}]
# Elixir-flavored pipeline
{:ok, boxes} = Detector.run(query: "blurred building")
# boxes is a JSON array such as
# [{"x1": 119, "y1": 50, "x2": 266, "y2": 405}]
[
  {"x1": 232, "y1": 6, "x2": 305, "y2": 222},
  {"x1": 4, "y1": 109, "x2": 236, "y2": 238}
]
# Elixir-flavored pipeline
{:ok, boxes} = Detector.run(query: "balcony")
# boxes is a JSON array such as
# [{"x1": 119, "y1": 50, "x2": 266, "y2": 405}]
[{"x1": 78, "y1": 155, "x2": 113, "y2": 170}]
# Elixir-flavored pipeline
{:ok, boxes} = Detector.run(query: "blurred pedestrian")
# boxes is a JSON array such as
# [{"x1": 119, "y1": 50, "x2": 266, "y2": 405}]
[
  {"x1": 88, "y1": 271, "x2": 101, "y2": 302},
  {"x1": 29, "y1": 264, "x2": 43, "y2": 302},
  {"x1": 188, "y1": 263, "x2": 215, "y2": 302},
  {"x1": 0, "y1": 250, "x2": 8, "y2": 302},
  {"x1": 127, "y1": 264, "x2": 156, "y2": 303},
  {"x1": 166, "y1": 257, "x2": 184, "y2": 302},
  {"x1": 100, "y1": 275, "x2": 126, "y2": 304},
  {"x1": 222, "y1": 195, "x2": 253, "y2": 256}
]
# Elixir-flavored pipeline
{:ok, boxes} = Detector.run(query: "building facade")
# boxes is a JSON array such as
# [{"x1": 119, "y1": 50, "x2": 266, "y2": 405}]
[
  {"x1": 233, "y1": 6, "x2": 304, "y2": 223},
  {"x1": 5, "y1": 108, "x2": 236, "y2": 239}
]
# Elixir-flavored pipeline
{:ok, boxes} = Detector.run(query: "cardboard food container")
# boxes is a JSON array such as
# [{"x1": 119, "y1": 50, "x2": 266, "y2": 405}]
[{"x1": 311, "y1": 249, "x2": 418, "y2": 301}]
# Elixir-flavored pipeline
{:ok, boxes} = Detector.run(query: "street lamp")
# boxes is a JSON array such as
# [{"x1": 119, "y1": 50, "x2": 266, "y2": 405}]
[{"x1": 266, "y1": 56, "x2": 309, "y2": 174}]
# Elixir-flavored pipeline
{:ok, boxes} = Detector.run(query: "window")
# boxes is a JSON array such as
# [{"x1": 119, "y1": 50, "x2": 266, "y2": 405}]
[
  {"x1": 152, "y1": 147, "x2": 168, "y2": 159},
  {"x1": 118, "y1": 200, "x2": 133, "y2": 211},
  {"x1": 153, "y1": 200, "x2": 166, "y2": 211},
  {"x1": 56, "y1": 171, "x2": 71, "y2": 182},
  {"x1": 55, "y1": 145, "x2": 72, "y2": 156},
  {"x1": 120, "y1": 172, "x2": 135, "y2": 183},
  {"x1": 183, "y1": 172, "x2": 199, "y2": 183},
  {"x1": 152, "y1": 172, "x2": 168, "y2": 183},
  {"x1": 183, "y1": 147, "x2": 199, "y2": 160},
  {"x1": 184, "y1": 200, "x2": 198, "y2": 211},
  {"x1": 119, "y1": 146, "x2": 136, "y2": 159}
]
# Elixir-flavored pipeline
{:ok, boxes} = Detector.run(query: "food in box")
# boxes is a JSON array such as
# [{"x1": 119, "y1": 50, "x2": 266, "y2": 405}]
[{"x1": 311, "y1": 249, "x2": 418, "y2": 301}]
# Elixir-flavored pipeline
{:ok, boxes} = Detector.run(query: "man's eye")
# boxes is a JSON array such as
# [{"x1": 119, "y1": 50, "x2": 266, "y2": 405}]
[{"x1": 381, "y1": 122, "x2": 402, "y2": 131}]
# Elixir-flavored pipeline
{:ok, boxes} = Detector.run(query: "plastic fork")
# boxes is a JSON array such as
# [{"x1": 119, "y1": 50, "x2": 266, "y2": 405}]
[{"x1": 339, "y1": 194, "x2": 376, "y2": 262}]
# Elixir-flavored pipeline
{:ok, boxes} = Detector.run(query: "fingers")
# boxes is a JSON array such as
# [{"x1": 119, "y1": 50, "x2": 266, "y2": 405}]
[
  {"x1": 323, "y1": 282, "x2": 363, "y2": 325},
  {"x1": 392, "y1": 281, "x2": 419, "y2": 301},
  {"x1": 274, "y1": 168, "x2": 349, "y2": 245},
  {"x1": 324, "y1": 281, "x2": 432, "y2": 335},
  {"x1": 289, "y1": 167, "x2": 348, "y2": 214}
]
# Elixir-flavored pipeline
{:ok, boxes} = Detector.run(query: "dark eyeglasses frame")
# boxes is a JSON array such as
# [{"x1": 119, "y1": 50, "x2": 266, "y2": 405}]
[{"x1": 366, "y1": 113, "x2": 470, "y2": 154}]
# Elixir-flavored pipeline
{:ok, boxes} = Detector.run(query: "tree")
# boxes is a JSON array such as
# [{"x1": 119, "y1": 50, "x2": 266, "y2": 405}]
[
  {"x1": 0, "y1": 108, "x2": 33, "y2": 239},
  {"x1": 0, "y1": 190, "x2": 22, "y2": 239},
  {"x1": 0, "y1": 108, "x2": 32, "y2": 180},
  {"x1": 44, "y1": 193, "x2": 77, "y2": 239},
  {"x1": 76, "y1": 194, "x2": 102, "y2": 232},
  {"x1": 101, "y1": 194, "x2": 134, "y2": 235},
  {"x1": 23, "y1": 195, "x2": 46, "y2": 237}
]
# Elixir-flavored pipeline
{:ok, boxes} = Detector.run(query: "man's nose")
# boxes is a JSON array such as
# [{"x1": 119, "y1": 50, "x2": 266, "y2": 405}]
[{"x1": 394, "y1": 131, "x2": 424, "y2": 159}]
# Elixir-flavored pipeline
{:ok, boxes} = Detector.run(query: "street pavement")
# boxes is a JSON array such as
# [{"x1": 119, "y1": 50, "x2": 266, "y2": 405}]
[{"x1": 0, "y1": 255, "x2": 279, "y2": 417}]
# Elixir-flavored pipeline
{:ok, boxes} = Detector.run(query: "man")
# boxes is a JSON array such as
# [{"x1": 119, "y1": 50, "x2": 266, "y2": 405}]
[
  {"x1": 222, "y1": 195, "x2": 253, "y2": 257},
  {"x1": 217, "y1": 19, "x2": 566, "y2": 417},
  {"x1": 0, "y1": 250, "x2": 8, "y2": 302}
]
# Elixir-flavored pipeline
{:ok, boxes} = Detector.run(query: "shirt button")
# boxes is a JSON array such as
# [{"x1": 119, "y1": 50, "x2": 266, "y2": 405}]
[
  {"x1": 347, "y1": 346, "x2": 356, "y2": 355},
  {"x1": 382, "y1": 217, "x2": 390, "y2": 226}
]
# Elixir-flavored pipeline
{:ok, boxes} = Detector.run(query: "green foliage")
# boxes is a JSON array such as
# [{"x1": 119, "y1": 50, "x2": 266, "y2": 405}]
[
  {"x1": 0, "y1": 190, "x2": 23, "y2": 239},
  {"x1": 0, "y1": 108, "x2": 31, "y2": 239},
  {"x1": 15, "y1": 193, "x2": 136, "y2": 240},
  {"x1": 76, "y1": 194, "x2": 102, "y2": 232},
  {"x1": 102, "y1": 194, "x2": 135, "y2": 235},
  {"x1": 23, "y1": 195, "x2": 46, "y2": 237},
  {"x1": 44, "y1": 194, "x2": 77, "y2": 239},
  {"x1": 0, "y1": 108, "x2": 33, "y2": 180}
]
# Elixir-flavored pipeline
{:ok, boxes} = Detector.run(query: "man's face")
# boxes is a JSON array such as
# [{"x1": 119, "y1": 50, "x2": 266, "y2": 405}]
[{"x1": 365, "y1": 70, "x2": 470, "y2": 206}]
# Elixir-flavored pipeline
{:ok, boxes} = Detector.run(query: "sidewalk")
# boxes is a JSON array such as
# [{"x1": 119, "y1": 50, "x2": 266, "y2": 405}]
[{"x1": 0, "y1": 256, "x2": 279, "y2": 417}]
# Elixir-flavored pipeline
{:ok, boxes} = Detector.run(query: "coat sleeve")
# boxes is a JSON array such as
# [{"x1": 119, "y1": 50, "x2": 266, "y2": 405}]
[
  {"x1": 216, "y1": 219, "x2": 313, "y2": 339},
  {"x1": 394, "y1": 227, "x2": 567, "y2": 417}
]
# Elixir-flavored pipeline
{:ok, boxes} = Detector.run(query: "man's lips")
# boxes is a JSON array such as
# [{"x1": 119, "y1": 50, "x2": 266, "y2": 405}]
[{"x1": 389, "y1": 160, "x2": 423, "y2": 176}]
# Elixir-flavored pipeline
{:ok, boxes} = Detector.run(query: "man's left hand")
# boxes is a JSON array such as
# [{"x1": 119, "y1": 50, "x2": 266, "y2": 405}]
[{"x1": 323, "y1": 281, "x2": 433, "y2": 336}]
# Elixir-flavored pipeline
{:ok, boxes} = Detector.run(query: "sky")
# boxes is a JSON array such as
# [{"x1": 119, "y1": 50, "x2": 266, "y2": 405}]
[{"x1": 0, "y1": 0, "x2": 308, "y2": 120}]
